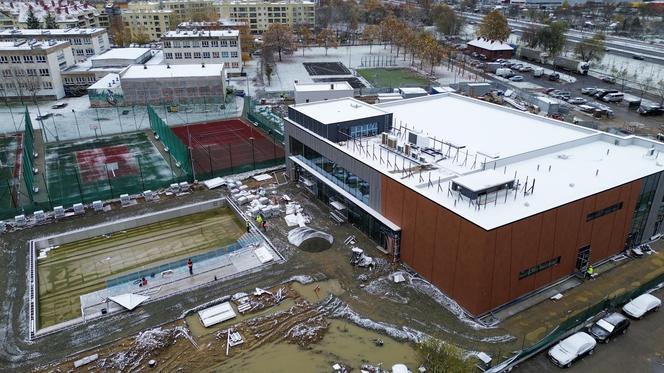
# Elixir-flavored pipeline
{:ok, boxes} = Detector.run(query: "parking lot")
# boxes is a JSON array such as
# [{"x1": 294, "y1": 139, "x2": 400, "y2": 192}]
[{"x1": 516, "y1": 287, "x2": 664, "y2": 373}]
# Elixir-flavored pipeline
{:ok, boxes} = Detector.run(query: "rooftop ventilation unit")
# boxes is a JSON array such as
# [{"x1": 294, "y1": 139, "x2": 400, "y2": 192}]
[
  {"x1": 381, "y1": 132, "x2": 389, "y2": 145},
  {"x1": 14, "y1": 39, "x2": 26, "y2": 46},
  {"x1": 386, "y1": 135, "x2": 397, "y2": 149}
]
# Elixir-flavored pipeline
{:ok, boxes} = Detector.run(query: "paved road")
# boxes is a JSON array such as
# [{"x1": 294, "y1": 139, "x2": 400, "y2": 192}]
[{"x1": 516, "y1": 287, "x2": 664, "y2": 373}]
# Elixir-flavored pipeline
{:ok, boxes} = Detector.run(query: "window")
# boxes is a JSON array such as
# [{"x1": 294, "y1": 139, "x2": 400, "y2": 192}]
[
  {"x1": 2, "y1": 69, "x2": 11, "y2": 78},
  {"x1": 39, "y1": 68, "x2": 49, "y2": 76},
  {"x1": 220, "y1": 40, "x2": 228, "y2": 47},
  {"x1": 519, "y1": 257, "x2": 561, "y2": 280},
  {"x1": 83, "y1": 38, "x2": 91, "y2": 44},
  {"x1": 229, "y1": 40, "x2": 237, "y2": 47},
  {"x1": 212, "y1": 52, "x2": 219, "y2": 58},
  {"x1": 182, "y1": 41, "x2": 190, "y2": 48},
  {"x1": 231, "y1": 62, "x2": 239, "y2": 68},
  {"x1": 10, "y1": 56, "x2": 20, "y2": 63},
  {"x1": 192, "y1": 41, "x2": 200, "y2": 47},
  {"x1": 203, "y1": 52, "x2": 210, "y2": 58},
  {"x1": 0, "y1": 56, "x2": 7, "y2": 63},
  {"x1": 587, "y1": 202, "x2": 623, "y2": 222},
  {"x1": 23, "y1": 55, "x2": 33, "y2": 63},
  {"x1": 184, "y1": 52, "x2": 192, "y2": 59},
  {"x1": 193, "y1": 52, "x2": 201, "y2": 59},
  {"x1": 211, "y1": 40, "x2": 219, "y2": 47},
  {"x1": 85, "y1": 49, "x2": 94, "y2": 55},
  {"x1": 35, "y1": 55, "x2": 46, "y2": 63},
  {"x1": 172, "y1": 41, "x2": 181, "y2": 48},
  {"x1": 26, "y1": 68, "x2": 37, "y2": 76},
  {"x1": 221, "y1": 51, "x2": 229, "y2": 58},
  {"x1": 349, "y1": 122, "x2": 378, "y2": 139},
  {"x1": 43, "y1": 81, "x2": 52, "y2": 89},
  {"x1": 164, "y1": 52, "x2": 173, "y2": 59},
  {"x1": 230, "y1": 51, "x2": 238, "y2": 58},
  {"x1": 174, "y1": 52, "x2": 182, "y2": 59},
  {"x1": 202, "y1": 40, "x2": 209, "y2": 47},
  {"x1": 163, "y1": 41, "x2": 171, "y2": 48}
]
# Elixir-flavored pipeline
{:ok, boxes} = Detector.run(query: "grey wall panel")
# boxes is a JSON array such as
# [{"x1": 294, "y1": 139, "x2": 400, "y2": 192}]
[
  {"x1": 285, "y1": 120, "x2": 383, "y2": 211},
  {"x1": 642, "y1": 170, "x2": 664, "y2": 242}
]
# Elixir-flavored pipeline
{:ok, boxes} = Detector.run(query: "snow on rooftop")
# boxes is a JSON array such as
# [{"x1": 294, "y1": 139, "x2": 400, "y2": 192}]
[
  {"x1": 377, "y1": 94, "x2": 594, "y2": 159},
  {"x1": 121, "y1": 63, "x2": 224, "y2": 79},
  {"x1": 293, "y1": 97, "x2": 388, "y2": 125},
  {"x1": 398, "y1": 87, "x2": 428, "y2": 94},
  {"x1": 91, "y1": 48, "x2": 152, "y2": 61},
  {"x1": 294, "y1": 81, "x2": 353, "y2": 92},
  {"x1": 88, "y1": 73, "x2": 120, "y2": 90},
  {"x1": 0, "y1": 0, "x2": 99, "y2": 23},
  {"x1": 0, "y1": 28, "x2": 104, "y2": 37},
  {"x1": 289, "y1": 93, "x2": 664, "y2": 230},
  {"x1": 468, "y1": 38, "x2": 514, "y2": 51},
  {"x1": 163, "y1": 30, "x2": 239, "y2": 38},
  {"x1": 0, "y1": 39, "x2": 68, "y2": 50}
]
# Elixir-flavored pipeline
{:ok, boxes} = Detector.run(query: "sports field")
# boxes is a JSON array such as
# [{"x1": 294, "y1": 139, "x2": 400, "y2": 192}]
[
  {"x1": 172, "y1": 119, "x2": 285, "y2": 177},
  {"x1": 356, "y1": 68, "x2": 432, "y2": 88},
  {"x1": 0, "y1": 134, "x2": 22, "y2": 209},
  {"x1": 37, "y1": 207, "x2": 244, "y2": 328},
  {"x1": 44, "y1": 132, "x2": 174, "y2": 207}
]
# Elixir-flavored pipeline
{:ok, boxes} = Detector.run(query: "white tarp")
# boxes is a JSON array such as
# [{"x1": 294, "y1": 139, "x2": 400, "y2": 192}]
[
  {"x1": 252, "y1": 173, "x2": 273, "y2": 181},
  {"x1": 203, "y1": 177, "x2": 225, "y2": 189},
  {"x1": 108, "y1": 293, "x2": 149, "y2": 311},
  {"x1": 198, "y1": 302, "x2": 237, "y2": 327},
  {"x1": 254, "y1": 246, "x2": 274, "y2": 263}
]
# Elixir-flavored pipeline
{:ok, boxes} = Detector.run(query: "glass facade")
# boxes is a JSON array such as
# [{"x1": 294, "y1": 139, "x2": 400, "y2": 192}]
[
  {"x1": 295, "y1": 166, "x2": 400, "y2": 255},
  {"x1": 290, "y1": 138, "x2": 370, "y2": 204},
  {"x1": 626, "y1": 172, "x2": 661, "y2": 248},
  {"x1": 349, "y1": 122, "x2": 378, "y2": 139}
]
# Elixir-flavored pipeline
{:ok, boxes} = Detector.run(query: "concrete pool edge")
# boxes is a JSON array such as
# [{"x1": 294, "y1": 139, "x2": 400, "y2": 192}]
[{"x1": 28, "y1": 197, "x2": 285, "y2": 340}]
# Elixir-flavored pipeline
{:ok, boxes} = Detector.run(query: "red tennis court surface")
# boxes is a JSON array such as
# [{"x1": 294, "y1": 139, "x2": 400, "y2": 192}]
[
  {"x1": 173, "y1": 119, "x2": 285, "y2": 175},
  {"x1": 75, "y1": 145, "x2": 138, "y2": 183}
]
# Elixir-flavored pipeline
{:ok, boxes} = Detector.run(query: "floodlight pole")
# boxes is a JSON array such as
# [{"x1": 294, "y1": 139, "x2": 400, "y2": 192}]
[{"x1": 72, "y1": 109, "x2": 81, "y2": 138}]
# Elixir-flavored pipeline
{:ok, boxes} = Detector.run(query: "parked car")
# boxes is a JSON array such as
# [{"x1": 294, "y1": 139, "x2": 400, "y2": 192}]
[
  {"x1": 622, "y1": 293, "x2": 662, "y2": 319},
  {"x1": 511, "y1": 63, "x2": 523, "y2": 71},
  {"x1": 533, "y1": 68, "x2": 544, "y2": 78},
  {"x1": 602, "y1": 92, "x2": 624, "y2": 103},
  {"x1": 544, "y1": 88, "x2": 557, "y2": 94},
  {"x1": 548, "y1": 332, "x2": 596, "y2": 368},
  {"x1": 594, "y1": 89, "x2": 618, "y2": 99},
  {"x1": 35, "y1": 113, "x2": 52, "y2": 121},
  {"x1": 51, "y1": 103, "x2": 68, "y2": 109},
  {"x1": 581, "y1": 87, "x2": 598, "y2": 95},
  {"x1": 510, "y1": 75, "x2": 524, "y2": 82},
  {"x1": 602, "y1": 76, "x2": 616, "y2": 84},
  {"x1": 633, "y1": 55, "x2": 645, "y2": 60},
  {"x1": 568, "y1": 97, "x2": 587, "y2": 105},
  {"x1": 587, "y1": 312, "x2": 630, "y2": 343},
  {"x1": 519, "y1": 66, "x2": 533, "y2": 72},
  {"x1": 638, "y1": 103, "x2": 664, "y2": 116},
  {"x1": 234, "y1": 89, "x2": 246, "y2": 97},
  {"x1": 549, "y1": 72, "x2": 560, "y2": 81}
]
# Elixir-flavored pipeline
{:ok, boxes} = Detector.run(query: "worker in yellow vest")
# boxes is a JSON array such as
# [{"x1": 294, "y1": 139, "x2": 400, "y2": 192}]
[{"x1": 586, "y1": 265, "x2": 594, "y2": 279}]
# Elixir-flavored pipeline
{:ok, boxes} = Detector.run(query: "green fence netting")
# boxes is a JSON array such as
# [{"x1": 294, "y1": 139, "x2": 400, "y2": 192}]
[
  {"x1": 148, "y1": 104, "x2": 192, "y2": 176},
  {"x1": 244, "y1": 97, "x2": 285, "y2": 144},
  {"x1": 22, "y1": 108, "x2": 35, "y2": 203}
]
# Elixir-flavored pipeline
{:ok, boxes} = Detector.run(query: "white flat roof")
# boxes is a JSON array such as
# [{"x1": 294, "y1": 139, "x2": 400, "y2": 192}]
[
  {"x1": 289, "y1": 93, "x2": 664, "y2": 230},
  {"x1": 0, "y1": 40, "x2": 68, "y2": 51},
  {"x1": 399, "y1": 87, "x2": 428, "y2": 94},
  {"x1": 88, "y1": 73, "x2": 121, "y2": 90},
  {"x1": 198, "y1": 301, "x2": 236, "y2": 327},
  {"x1": 163, "y1": 30, "x2": 239, "y2": 38},
  {"x1": 293, "y1": 97, "x2": 388, "y2": 125},
  {"x1": 121, "y1": 63, "x2": 224, "y2": 79},
  {"x1": 91, "y1": 48, "x2": 152, "y2": 61},
  {"x1": 295, "y1": 81, "x2": 354, "y2": 92}
]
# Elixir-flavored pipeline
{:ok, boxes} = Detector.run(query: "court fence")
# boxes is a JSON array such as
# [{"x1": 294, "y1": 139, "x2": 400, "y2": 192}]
[
  {"x1": 244, "y1": 96, "x2": 285, "y2": 144},
  {"x1": 148, "y1": 104, "x2": 192, "y2": 176}
]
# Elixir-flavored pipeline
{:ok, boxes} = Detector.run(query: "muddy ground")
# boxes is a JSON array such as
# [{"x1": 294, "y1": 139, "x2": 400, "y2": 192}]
[{"x1": 0, "y1": 179, "x2": 520, "y2": 372}]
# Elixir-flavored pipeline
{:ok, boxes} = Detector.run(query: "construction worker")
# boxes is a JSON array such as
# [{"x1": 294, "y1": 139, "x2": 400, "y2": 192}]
[
  {"x1": 256, "y1": 214, "x2": 263, "y2": 227},
  {"x1": 245, "y1": 220, "x2": 250, "y2": 233},
  {"x1": 586, "y1": 265, "x2": 594, "y2": 279},
  {"x1": 187, "y1": 258, "x2": 193, "y2": 275}
]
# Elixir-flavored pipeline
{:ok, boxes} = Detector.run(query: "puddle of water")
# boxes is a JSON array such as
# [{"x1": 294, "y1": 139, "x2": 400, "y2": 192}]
[
  {"x1": 186, "y1": 298, "x2": 297, "y2": 339},
  {"x1": 202, "y1": 319, "x2": 418, "y2": 372},
  {"x1": 292, "y1": 279, "x2": 345, "y2": 303}
]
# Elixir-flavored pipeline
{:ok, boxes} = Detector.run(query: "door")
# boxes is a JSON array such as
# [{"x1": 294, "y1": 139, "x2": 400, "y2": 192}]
[{"x1": 576, "y1": 245, "x2": 591, "y2": 272}]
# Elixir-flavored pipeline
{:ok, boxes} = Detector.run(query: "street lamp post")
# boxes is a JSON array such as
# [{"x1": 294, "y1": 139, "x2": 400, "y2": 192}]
[{"x1": 72, "y1": 109, "x2": 81, "y2": 138}]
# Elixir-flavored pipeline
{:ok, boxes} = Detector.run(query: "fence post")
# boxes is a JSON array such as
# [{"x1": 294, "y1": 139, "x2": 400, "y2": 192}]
[
  {"x1": 41, "y1": 173, "x2": 53, "y2": 209},
  {"x1": 207, "y1": 145, "x2": 213, "y2": 177},
  {"x1": 73, "y1": 169, "x2": 85, "y2": 204},
  {"x1": 105, "y1": 164, "x2": 114, "y2": 199},
  {"x1": 228, "y1": 143, "x2": 233, "y2": 173},
  {"x1": 137, "y1": 155, "x2": 146, "y2": 191}
]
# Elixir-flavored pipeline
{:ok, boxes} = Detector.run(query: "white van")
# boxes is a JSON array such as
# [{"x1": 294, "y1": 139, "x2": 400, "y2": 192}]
[
  {"x1": 496, "y1": 68, "x2": 513, "y2": 78},
  {"x1": 603, "y1": 92, "x2": 624, "y2": 102},
  {"x1": 533, "y1": 68, "x2": 544, "y2": 77}
]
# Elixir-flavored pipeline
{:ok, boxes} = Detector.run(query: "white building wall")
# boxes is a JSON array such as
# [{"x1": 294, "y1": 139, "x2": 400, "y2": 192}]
[
  {"x1": 294, "y1": 86, "x2": 354, "y2": 104},
  {"x1": 162, "y1": 32, "x2": 242, "y2": 73}
]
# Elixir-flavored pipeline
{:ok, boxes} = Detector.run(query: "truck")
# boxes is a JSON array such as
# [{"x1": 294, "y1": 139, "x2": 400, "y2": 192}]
[
  {"x1": 519, "y1": 46, "x2": 547, "y2": 64},
  {"x1": 484, "y1": 62, "x2": 501, "y2": 73},
  {"x1": 496, "y1": 68, "x2": 514, "y2": 78},
  {"x1": 553, "y1": 56, "x2": 590, "y2": 75}
]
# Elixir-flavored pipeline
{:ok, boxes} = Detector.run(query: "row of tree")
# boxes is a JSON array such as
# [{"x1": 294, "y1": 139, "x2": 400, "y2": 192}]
[{"x1": 25, "y1": 8, "x2": 58, "y2": 29}]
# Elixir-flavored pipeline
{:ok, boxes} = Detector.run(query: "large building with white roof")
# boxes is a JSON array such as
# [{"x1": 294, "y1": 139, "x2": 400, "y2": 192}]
[
  {"x1": 0, "y1": 28, "x2": 109, "y2": 61},
  {"x1": 162, "y1": 29, "x2": 242, "y2": 73},
  {"x1": 0, "y1": 39, "x2": 75, "y2": 99},
  {"x1": 284, "y1": 94, "x2": 664, "y2": 316}
]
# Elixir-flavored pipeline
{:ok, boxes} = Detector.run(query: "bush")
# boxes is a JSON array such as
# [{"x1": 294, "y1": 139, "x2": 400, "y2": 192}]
[{"x1": 416, "y1": 338, "x2": 474, "y2": 373}]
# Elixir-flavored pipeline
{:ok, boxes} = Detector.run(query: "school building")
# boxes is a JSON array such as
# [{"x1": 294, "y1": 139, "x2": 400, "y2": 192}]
[{"x1": 283, "y1": 94, "x2": 664, "y2": 316}]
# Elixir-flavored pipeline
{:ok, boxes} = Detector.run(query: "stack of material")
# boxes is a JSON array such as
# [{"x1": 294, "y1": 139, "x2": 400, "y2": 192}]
[{"x1": 198, "y1": 302, "x2": 236, "y2": 328}]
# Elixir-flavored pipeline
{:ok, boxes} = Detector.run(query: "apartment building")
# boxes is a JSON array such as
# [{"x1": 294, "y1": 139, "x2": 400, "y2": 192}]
[
  {"x1": 0, "y1": 28, "x2": 109, "y2": 62},
  {"x1": 121, "y1": 9, "x2": 172, "y2": 42},
  {"x1": 217, "y1": 0, "x2": 315, "y2": 34},
  {"x1": 0, "y1": 11, "x2": 15, "y2": 29},
  {"x1": 162, "y1": 29, "x2": 242, "y2": 73},
  {"x1": 0, "y1": 39, "x2": 75, "y2": 100},
  {"x1": 285, "y1": 94, "x2": 664, "y2": 316},
  {"x1": 0, "y1": 1, "x2": 101, "y2": 29}
]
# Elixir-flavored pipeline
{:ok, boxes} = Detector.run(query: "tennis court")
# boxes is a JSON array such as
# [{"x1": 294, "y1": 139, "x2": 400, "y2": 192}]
[
  {"x1": 172, "y1": 119, "x2": 285, "y2": 177},
  {"x1": 44, "y1": 132, "x2": 175, "y2": 207},
  {"x1": 0, "y1": 134, "x2": 22, "y2": 209},
  {"x1": 303, "y1": 62, "x2": 351, "y2": 76}
]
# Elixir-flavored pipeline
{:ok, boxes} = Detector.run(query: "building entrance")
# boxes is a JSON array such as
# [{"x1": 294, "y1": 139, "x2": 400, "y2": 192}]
[{"x1": 576, "y1": 245, "x2": 591, "y2": 272}]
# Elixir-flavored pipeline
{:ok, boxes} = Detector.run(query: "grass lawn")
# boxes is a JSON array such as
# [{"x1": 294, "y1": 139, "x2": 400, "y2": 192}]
[{"x1": 357, "y1": 68, "x2": 432, "y2": 88}]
